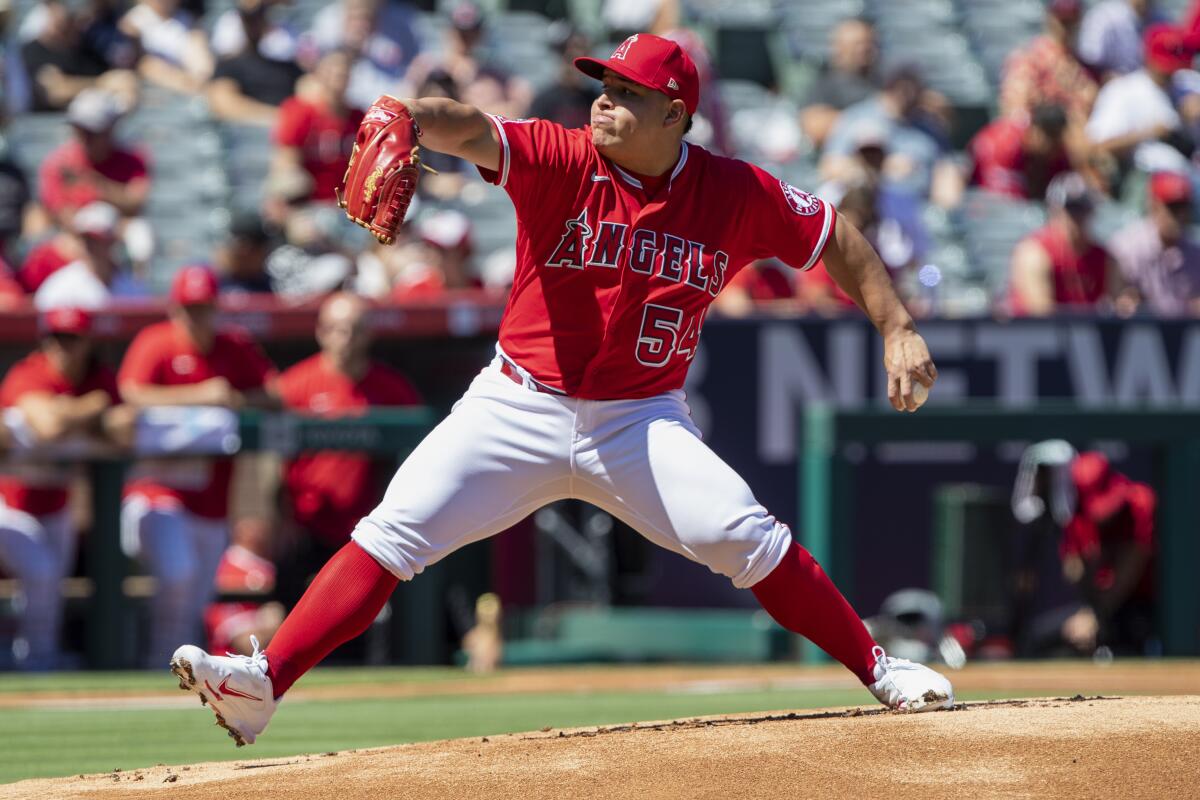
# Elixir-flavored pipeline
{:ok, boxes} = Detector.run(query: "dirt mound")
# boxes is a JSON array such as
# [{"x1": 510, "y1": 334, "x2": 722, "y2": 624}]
[{"x1": 6, "y1": 696, "x2": 1198, "y2": 800}]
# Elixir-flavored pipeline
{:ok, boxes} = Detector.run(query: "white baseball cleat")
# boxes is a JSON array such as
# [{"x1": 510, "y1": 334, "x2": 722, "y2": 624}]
[
  {"x1": 868, "y1": 645, "x2": 955, "y2": 712},
  {"x1": 169, "y1": 635, "x2": 278, "y2": 746}
]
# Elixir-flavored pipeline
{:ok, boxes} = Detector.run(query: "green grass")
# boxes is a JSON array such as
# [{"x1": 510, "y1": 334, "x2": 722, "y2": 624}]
[{"x1": 0, "y1": 673, "x2": 1025, "y2": 785}]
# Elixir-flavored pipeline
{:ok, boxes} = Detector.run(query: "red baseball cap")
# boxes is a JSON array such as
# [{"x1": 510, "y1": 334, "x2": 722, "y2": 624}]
[
  {"x1": 41, "y1": 306, "x2": 94, "y2": 336},
  {"x1": 575, "y1": 33, "x2": 700, "y2": 116},
  {"x1": 1149, "y1": 171, "x2": 1193, "y2": 204},
  {"x1": 1144, "y1": 24, "x2": 1198, "y2": 74},
  {"x1": 170, "y1": 265, "x2": 220, "y2": 305}
]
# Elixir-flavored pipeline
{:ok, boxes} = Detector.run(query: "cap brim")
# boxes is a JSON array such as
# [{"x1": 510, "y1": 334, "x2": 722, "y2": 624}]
[{"x1": 574, "y1": 56, "x2": 654, "y2": 91}]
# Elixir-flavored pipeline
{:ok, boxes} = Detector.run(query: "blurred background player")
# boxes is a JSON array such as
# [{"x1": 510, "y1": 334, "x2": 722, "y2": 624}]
[
  {"x1": 0, "y1": 307, "x2": 120, "y2": 670},
  {"x1": 274, "y1": 293, "x2": 421, "y2": 618},
  {"x1": 1011, "y1": 442, "x2": 1158, "y2": 657},
  {"x1": 117, "y1": 266, "x2": 278, "y2": 667}
]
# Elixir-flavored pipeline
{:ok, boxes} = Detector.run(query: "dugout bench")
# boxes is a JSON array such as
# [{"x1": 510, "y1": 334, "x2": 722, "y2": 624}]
[{"x1": 799, "y1": 404, "x2": 1200, "y2": 661}]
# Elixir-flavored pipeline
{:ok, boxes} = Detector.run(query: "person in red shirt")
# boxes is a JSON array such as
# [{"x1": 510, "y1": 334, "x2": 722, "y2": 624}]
[
  {"x1": 0, "y1": 308, "x2": 120, "y2": 669},
  {"x1": 271, "y1": 49, "x2": 364, "y2": 202},
  {"x1": 275, "y1": 292, "x2": 421, "y2": 612},
  {"x1": 1057, "y1": 451, "x2": 1157, "y2": 656},
  {"x1": 1008, "y1": 172, "x2": 1130, "y2": 316},
  {"x1": 37, "y1": 88, "x2": 150, "y2": 229},
  {"x1": 118, "y1": 266, "x2": 278, "y2": 667},
  {"x1": 172, "y1": 34, "x2": 951, "y2": 747},
  {"x1": 969, "y1": 104, "x2": 1074, "y2": 201}
]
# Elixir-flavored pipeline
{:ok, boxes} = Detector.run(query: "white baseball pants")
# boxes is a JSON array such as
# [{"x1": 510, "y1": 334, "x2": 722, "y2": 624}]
[
  {"x1": 353, "y1": 356, "x2": 792, "y2": 588},
  {"x1": 0, "y1": 504, "x2": 73, "y2": 667},
  {"x1": 121, "y1": 496, "x2": 228, "y2": 667}
]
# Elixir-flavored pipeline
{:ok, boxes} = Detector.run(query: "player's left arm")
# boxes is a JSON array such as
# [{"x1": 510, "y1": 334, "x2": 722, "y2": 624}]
[{"x1": 820, "y1": 211, "x2": 937, "y2": 412}]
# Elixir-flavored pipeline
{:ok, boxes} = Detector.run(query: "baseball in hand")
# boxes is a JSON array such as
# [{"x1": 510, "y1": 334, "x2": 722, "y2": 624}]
[{"x1": 912, "y1": 382, "x2": 929, "y2": 408}]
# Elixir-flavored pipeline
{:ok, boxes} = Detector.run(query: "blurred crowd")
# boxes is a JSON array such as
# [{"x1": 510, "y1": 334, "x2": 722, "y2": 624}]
[{"x1": 0, "y1": 0, "x2": 1197, "y2": 318}]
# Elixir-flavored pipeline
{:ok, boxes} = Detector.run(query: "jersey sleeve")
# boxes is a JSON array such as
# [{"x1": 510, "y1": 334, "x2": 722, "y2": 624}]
[
  {"x1": 0, "y1": 363, "x2": 49, "y2": 406},
  {"x1": 117, "y1": 329, "x2": 167, "y2": 387},
  {"x1": 476, "y1": 116, "x2": 587, "y2": 208},
  {"x1": 275, "y1": 362, "x2": 307, "y2": 409},
  {"x1": 744, "y1": 165, "x2": 837, "y2": 271}
]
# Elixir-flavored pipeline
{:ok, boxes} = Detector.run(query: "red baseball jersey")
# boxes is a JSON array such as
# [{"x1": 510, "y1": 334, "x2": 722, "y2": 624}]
[
  {"x1": 38, "y1": 139, "x2": 149, "y2": 219},
  {"x1": 478, "y1": 116, "x2": 836, "y2": 399},
  {"x1": 118, "y1": 321, "x2": 276, "y2": 519},
  {"x1": 274, "y1": 97, "x2": 364, "y2": 201},
  {"x1": 277, "y1": 354, "x2": 422, "y2": 546},
  {"x1": 0, "y1": 351, "x2": 119, "y2": 515}
]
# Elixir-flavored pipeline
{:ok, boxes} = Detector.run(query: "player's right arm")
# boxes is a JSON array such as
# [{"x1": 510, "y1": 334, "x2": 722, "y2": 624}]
[{"x1": 400, "y1": 97, "x2": 501, "y2": 173}]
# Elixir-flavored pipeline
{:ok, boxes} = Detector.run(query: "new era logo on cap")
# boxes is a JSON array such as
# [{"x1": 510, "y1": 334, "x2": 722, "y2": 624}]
[{"x1": 667, "y1": 78, "x2": 679, "y2": 90}]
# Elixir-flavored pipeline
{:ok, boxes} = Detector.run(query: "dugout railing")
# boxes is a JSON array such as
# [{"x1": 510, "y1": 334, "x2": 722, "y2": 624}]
[{"x1": 799, "y1": 404, "x2": 1200, "y2": 661}]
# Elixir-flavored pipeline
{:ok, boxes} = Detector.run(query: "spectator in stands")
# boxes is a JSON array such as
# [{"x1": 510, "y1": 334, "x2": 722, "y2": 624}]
[
  {"x1": 39, "y1": 88, "x2": 148, "y2": 226},
  {"x1": 18, "y1": 0, "x2": 138, "y2": 112},
  {"x1": 0, "y1": 307, "x2": 121, "y2": 670},
  {"x1": 33, "y1": 201, "x2": 148, "y2": 310},
  {"x1": 390, "y1": 209, "x2": 479, "y2": 300},
  {"x1": 265, "y1": 203, "x2": 357, "y2": 298},
  {"x1": 1108, "y1": 171, "x2": 1200, "y2": 316},
  {"x1": 119, "y1": 0, "x2": 214, "y2": 93},
  {"x1": 271, "y1": 48, "x2": 363, "y2": 204},
  {"x1": 1008, "y1": 172, "x2": 1131, "y2": 316},
  {"x1": 0, "y1": 144, "x2": 32, "y2": 260},
  {"x1": 801, "y1": 18, "x2": 881, "y2": 149},
  {"x1": 1000, "y1": 0, "x2": 1098, "y2": 124},
  {"x1": 602, "y1": 0, "x2": 679, "y2": 38},
  {"x1": 207, "y1": 0, "x2": 304, "y2": 126},
  {"x1": 118, "y1": 265, "x2": 278, "y2": 667},
  {"x1": 303, "y1": 0, "x2": 421, "y2": 112},
  {"x1": 212, "y1": 0, "x2": 298, "y2": 62},
  {"x1": 531, "y1": 23, "x2": 595, "y2": 130},
  {"x1": 1085, "y1": 24, "x2": 1198, "y2": 172},
  {"x1": 404, "y1": 1, "x2": 532, "y2": 120},
  {"x1": 274, "y1": 292, "x2": 421, "y2": 610},
  {"x1": 18, "y1": 230, "x2": 75, "y2": 294},
  {"x1": 78, "y1": 0, "x2": 140, "y2": 73},
  {"x1": 1078, "y1": 0, "x2": 1164, "y2": 79},
  {"x1": 969, "y1": 104, "x2": 1074, "y2": 201},
  {"x1": 215, "y1": 211, "x2": 275, "y2": 294},
  {"x1": 821, "y1": 64, "x2": 962, "y2": 208},
  {"x1": 408, "y1": 69, "x2": 471, "y2": 201}
]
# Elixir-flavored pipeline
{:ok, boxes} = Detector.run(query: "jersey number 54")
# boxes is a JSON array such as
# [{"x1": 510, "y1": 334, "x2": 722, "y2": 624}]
[{"x1": 635, "y1": 304, "x2": 706, "y2": 368}]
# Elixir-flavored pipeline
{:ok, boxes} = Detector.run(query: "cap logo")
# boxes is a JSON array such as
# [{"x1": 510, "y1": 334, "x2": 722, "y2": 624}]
[
  {"x1": 667, "y1": 78, "x2": 679, "y2": 90},
  {"x1": 780, "y1": 180, "x2": 822, "y2": 216},
  {"x1": 612, "y1": 34, "x2": 638, "y2": 60}
]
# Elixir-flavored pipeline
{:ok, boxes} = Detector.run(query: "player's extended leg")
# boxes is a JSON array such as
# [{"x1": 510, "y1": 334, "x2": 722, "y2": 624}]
[
  {"x1": 574, "y1": 392, "x2": 952, "y2": 711},
  {"x1": 169, "y1": 363, "x2": 576, "y2": 745}
]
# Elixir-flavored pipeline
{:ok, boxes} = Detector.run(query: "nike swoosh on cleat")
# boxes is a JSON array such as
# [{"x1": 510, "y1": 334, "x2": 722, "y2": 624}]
[{"x1": 218, "y1": 676, "x2": 264, "y2": 702}]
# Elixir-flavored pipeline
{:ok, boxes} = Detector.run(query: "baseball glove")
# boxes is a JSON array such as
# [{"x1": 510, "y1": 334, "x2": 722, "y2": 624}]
[{"x1": 337, "y1": 95, "x2": 434, "y2": 245}]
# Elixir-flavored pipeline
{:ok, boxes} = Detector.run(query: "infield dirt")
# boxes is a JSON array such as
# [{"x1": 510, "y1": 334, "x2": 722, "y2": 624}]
[{"x1": 5, "y1": 695, "x2": 1197, "y2": 799}]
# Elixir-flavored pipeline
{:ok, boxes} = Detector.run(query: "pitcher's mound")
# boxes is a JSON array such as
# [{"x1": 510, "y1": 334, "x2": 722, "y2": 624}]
[{"x1": 8, "y1": 696, "x2": 1199, "y2": 800}]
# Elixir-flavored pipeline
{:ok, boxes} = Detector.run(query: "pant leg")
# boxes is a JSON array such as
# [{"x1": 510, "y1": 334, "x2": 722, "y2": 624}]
[
  {"x1": 123, "y1": 496, "x2": 198, "y2": 667},
  {"x1": 351, "y1": 363, "x2": 576, "y2": 580},
  {"x1": 187, "y1": 513, "x2": 230, "y2": 631},
  {"x1": 0, "y1": 506, "x2": 66, "y2": 665},
  {"x1": 573, "y1": 391, "x2": 792, "y2": 589}
]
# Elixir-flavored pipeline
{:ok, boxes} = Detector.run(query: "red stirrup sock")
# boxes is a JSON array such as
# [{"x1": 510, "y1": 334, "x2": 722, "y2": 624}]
[
  {"x1": 751, "y1": 540, "x2": 879, "y2": 685},
  {"x1": 264, "y1": 541, "x2": 398, "y2": 698}
]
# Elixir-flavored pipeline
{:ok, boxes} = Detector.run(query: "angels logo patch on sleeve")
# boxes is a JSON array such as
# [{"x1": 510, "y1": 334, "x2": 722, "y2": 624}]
[{"x1": 780, "y1": 180, "x2": 822, "y2": 216}]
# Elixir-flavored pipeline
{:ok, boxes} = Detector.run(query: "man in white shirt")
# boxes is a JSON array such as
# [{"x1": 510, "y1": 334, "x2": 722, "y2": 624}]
[
  {"x1": 34, "y1": 201, "x2": 147, "y2": 310},
  {"x1": 1085, "y1": 24, "x2": 1198, "y2": 166}
]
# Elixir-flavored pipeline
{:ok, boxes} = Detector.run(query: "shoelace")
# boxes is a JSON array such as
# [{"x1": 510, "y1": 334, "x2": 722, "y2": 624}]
[{"x1": 225, "y1": 634, "x2": 269, "y2": 677}]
